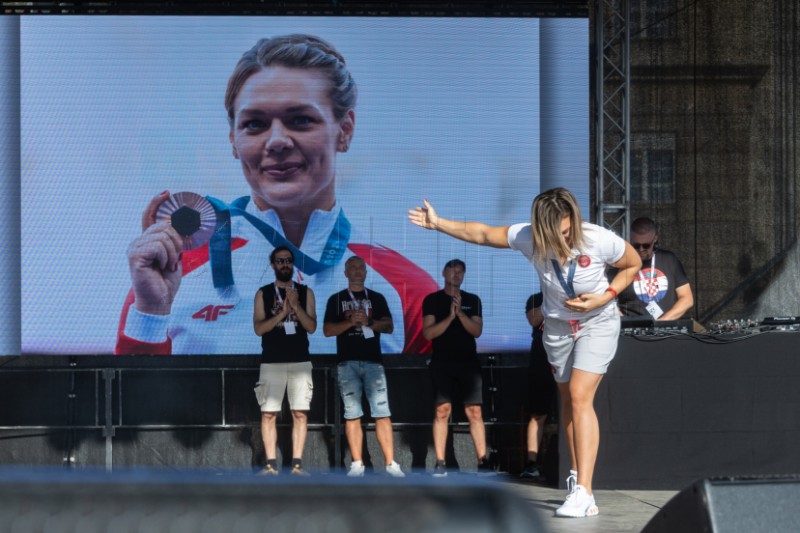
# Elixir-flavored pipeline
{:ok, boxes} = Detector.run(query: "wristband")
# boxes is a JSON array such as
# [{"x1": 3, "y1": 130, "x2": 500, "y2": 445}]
[
  {"x1": 605, "y1": 287, "x2": 618, "y2": 299},
  {"x1": 124, "y1": 307, "x2": 170, "y2": 343}
]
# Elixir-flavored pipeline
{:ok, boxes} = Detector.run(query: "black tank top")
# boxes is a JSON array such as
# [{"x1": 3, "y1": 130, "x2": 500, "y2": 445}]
[{"x1": 259, "y1": 283, "x2": 311, "y2": 363}]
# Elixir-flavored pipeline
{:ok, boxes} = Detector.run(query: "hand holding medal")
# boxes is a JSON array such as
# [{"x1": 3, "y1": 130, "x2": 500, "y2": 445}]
[
  {"x1": 155, "y1": 191, "x2": 217, "y2": 250},
  {"x1": 127, "y1": 190, "x2": 217, "y2": 315}
]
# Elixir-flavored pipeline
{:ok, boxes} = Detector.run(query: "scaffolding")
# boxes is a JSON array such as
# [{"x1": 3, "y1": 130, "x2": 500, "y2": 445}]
[{"x1": 594, "y1": 0, "x2": 631, "y2": 239}]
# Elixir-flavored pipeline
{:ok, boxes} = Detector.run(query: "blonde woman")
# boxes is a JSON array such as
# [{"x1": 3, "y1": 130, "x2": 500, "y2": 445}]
[{"x1": 408, "y1": 187, "x2": 640, "y2": 518}]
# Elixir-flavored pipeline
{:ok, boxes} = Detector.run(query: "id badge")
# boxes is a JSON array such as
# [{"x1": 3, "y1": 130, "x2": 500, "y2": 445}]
[
  {"x1": 283, "y1": 321, "x2": 297, "y2": 335},
  {"x1": 361, "y1": 326, "x2": 375, "y2": 339},
  {"x1": 646, "y1": 301, "x2": 664, "y2": 319}
]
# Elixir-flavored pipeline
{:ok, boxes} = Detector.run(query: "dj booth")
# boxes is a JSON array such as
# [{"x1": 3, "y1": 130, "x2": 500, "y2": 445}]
[
  {"x1": 1, "y1": 328, "x2": 798, "y2": 489},
  {"x1": 589, "y1": 328, "x2": 800, "y2": 489}
]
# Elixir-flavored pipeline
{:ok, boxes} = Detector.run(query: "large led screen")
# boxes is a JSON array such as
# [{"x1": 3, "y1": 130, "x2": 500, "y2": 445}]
[{"x1": 15, "y1": 16, "x2": 588, "y2": 355}]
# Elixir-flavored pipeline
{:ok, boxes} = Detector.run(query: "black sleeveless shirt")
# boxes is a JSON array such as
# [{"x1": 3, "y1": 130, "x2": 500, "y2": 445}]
[{"x1": 259, "y1": 282, "x2": 311, "y2": 363}]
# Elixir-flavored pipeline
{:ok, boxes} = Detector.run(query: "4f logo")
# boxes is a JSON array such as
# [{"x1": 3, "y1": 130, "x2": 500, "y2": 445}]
[{"x1": 192, "y1": 305, "x2": 235, "y2": 321}]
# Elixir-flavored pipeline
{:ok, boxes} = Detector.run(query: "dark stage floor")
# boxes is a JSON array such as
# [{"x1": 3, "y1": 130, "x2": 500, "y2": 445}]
[{"x1": 0, "y1": 467, "x2": 675, "y2": 532}]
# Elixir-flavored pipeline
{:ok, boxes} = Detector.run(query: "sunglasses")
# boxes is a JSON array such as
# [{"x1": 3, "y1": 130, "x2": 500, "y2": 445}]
[
  {"x1": 273, "y1": 257, "x2": 294, "y2": 265},
  {"x1": 632, "y1": 241, "x2": 655, "y2": 251}
]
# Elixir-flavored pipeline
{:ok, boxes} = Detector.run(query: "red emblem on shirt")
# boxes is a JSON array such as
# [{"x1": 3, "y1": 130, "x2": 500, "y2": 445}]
[{"x1": 578, "y1": 255, "x2": 591, "y2": 268}]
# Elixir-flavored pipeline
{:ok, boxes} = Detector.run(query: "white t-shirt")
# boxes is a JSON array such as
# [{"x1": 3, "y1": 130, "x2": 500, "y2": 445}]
[{"x1": 507, "y1": 222, "x2": 626, "y2": 320}]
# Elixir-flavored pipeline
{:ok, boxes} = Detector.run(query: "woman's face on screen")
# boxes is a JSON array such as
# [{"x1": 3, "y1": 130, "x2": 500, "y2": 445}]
[{"x1": 229, "y1": 66, "x2": 354, "y2": 211}]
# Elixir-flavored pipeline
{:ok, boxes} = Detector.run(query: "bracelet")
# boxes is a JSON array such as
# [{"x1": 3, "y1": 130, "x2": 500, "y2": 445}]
[{"x1": 605, "y1": 287, "x2": 618, "y2": 299}]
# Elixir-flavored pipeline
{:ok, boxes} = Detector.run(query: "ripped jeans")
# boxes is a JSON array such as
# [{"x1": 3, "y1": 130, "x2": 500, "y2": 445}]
[{"x1": 336, "y1": 360, "x2": 392, "y2": 419}]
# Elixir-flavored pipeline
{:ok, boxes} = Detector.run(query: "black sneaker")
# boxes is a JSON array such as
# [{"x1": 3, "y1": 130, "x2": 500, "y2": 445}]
[
  {"x1": 256, "y1": 464, "x2": 279, "y2": 476},
  {"x1": 290, "y1": 465, "x2": 311, "y2": 477},
  {"x1": 519, "y1": 461, "x2": 542, "y2": 480},
  {"x1": 432, "y1": 460, "x2": 447, "y2": 478},
  {"x1": 477, "y1": 456, "x2": 496, "y2": 476}
]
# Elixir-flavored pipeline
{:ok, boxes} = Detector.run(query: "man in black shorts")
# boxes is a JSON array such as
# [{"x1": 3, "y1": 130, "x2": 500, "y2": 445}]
[
  {"x1": 520, "y1": 292, "x2": 557, "y2": 480},
  {"x1": 422, "y1": 259, "x2": 490, "y2": 476}
]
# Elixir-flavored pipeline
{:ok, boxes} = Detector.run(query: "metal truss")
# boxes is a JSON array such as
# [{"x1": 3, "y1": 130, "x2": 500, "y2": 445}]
[{"x1": 594, "y1": 0, "x2": 631, "y2": 239}]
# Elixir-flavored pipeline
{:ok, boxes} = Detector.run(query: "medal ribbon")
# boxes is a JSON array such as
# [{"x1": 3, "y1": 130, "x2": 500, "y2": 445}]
[
  {"x1": 206, "y1": 196, "x2": 351, "y2": 288},
  {"x1": 551, "y1": 258, "x2": 578, "y2": 299}
]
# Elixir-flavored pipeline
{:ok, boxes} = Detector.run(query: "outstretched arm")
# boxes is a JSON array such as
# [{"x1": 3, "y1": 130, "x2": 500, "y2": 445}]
[{"x1": 408, "y1": 199, "x2": 511, "y2": 249}]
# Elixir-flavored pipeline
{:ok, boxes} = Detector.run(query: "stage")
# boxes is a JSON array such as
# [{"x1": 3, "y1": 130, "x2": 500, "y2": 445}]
[
  {"x1": 0, "y1": 466, "x2": 674, "y2": 533},
  {"x1": 1, "y1": 330, "x2": 799, "y2": 491}
]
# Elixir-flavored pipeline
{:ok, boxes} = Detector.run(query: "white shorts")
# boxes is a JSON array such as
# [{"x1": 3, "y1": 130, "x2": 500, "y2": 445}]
[
  {"x1": 543, "y1": 311, "x2": 620, "y2": 383},
  {"x1": 254, "y1": 362, "x2": 313, "y2": 412}
]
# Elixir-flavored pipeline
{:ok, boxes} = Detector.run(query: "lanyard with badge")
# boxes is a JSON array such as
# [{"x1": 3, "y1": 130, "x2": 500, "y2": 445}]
[
  {"x1": 275, "y1": 283, "x2": 297, "y2": 335},
  {"x1": 551, "y1": 259, "x2": 578, "y2": 299},
  {"x1": 551, "y1": 258, "x2": 582, "y2": 335},
  {"x1": 642, "y1": 252, "x2": 664, "y2": 319},
  {"x1": 347, "y1": 288, "x2": 374, "y2": 339}
]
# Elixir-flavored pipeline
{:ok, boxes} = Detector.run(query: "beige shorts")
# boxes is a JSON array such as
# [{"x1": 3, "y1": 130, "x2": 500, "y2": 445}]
[
  {"x1": 543, "y1": 311, "x2": 620, "y2": 383},
  {"x1": 254, "y1": 362, "x2": 313, "y2": 412}
]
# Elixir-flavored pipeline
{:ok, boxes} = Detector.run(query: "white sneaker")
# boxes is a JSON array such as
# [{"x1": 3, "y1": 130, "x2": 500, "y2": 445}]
[
  {"x1": 566, "y1": 470, "x2": 578, "y2": 495},
  {"x1": 347, "y1": 460, "x2": 365, "y2": 477},
  {"x1": 555, "y1": 485, "x2": 599, "y2": 518},
  {"x1": 385, "y1": 461, "x2": 405, "y2": 478}
]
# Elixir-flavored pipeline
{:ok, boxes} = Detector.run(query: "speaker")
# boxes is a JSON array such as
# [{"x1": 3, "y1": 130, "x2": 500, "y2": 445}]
[
  {"x1": 642, "y1": 476, "x2": 800, "y2": 533},
  {"x1": 0, "y1": 467, "x2": 545, "y2": 533}
]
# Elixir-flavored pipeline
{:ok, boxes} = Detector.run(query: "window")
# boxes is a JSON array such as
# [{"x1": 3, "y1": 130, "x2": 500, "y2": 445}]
[{"x1": 631, "y1": 133, "x2": 676, "y2": 203}]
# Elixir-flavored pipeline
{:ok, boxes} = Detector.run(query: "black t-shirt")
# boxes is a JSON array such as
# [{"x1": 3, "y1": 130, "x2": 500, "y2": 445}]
[
  {"x1": 525, "y1": 292, "x2": 544, "y2": 340},
  {"x1": 259, "y1": 282, "x2": 311, "y2": 363},
  {"x1": 422, "y1": 289, "x2": 482, "y2": 362},
  {"x1": 525, "y1": 292, "x2": 547, "y2": 363},
  {"x1": 613, "y1": 249, "x2": 690, "y2": 318},
  {"x1": 324, "y1": 288, "x2": 391, "y2": 363}
]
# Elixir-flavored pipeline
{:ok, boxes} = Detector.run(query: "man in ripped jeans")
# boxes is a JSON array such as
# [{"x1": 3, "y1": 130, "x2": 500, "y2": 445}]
[{"x1": 323, "y1": 256, "x2": 404, "y2": 477}]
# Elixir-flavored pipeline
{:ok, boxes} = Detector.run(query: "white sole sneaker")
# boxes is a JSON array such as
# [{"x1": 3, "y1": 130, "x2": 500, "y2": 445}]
[
  {"x1": 556, "y1": 503, "x2": 600, "y2": 518},
  {"x1": 347, "y1": 462, "x2": 365, "y2": 477},
  {"x1": 555, "y1": 485, "x2": 599, "y2": 518},
  {"x1": 385, "y1": 462, "x2": 405, "y2": 478}
]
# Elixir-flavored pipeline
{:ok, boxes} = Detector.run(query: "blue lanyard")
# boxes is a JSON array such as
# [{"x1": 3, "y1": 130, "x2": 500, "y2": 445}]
[
  {"x1": 205, "y1": 196, "x2": 351, "y2": 288},
  {"x1": 551, "y1": 259, "x2": 577, "y2": 299}
]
